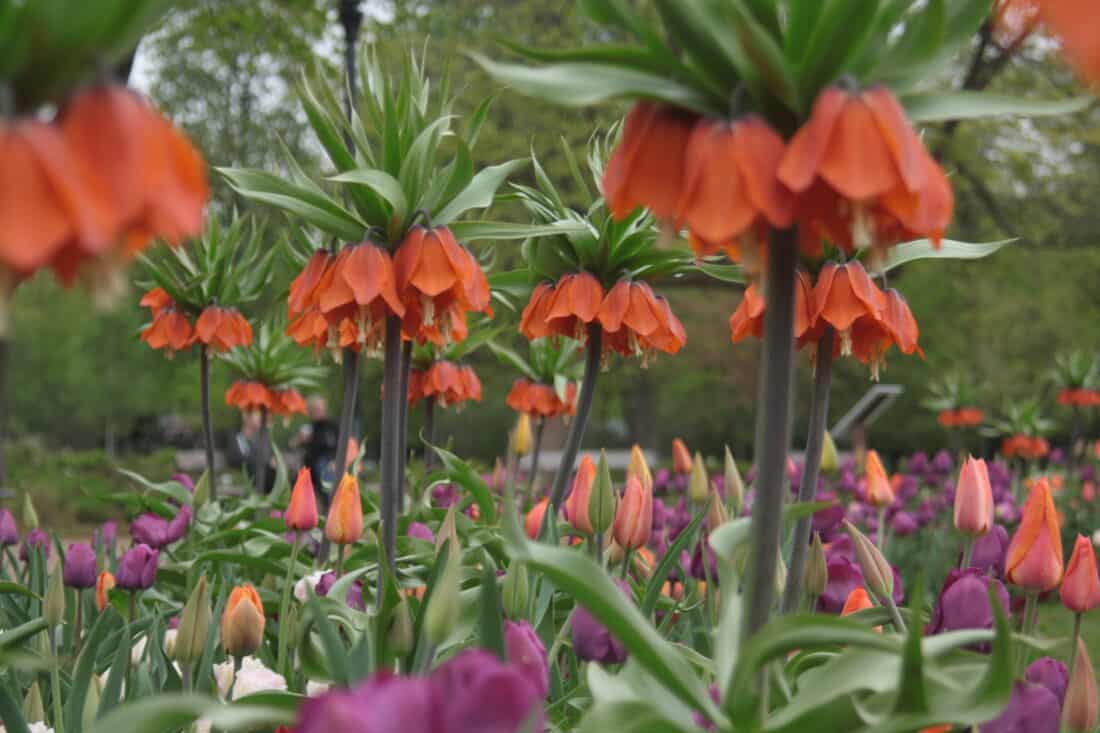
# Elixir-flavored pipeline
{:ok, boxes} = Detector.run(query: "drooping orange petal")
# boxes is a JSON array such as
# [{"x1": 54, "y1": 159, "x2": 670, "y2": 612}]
[
  {"x1": 409, "y1": 230, "x2": 459, "y2": 297},
  {"x1": 675, "y1": 121, "x2": 757, "y2": 245},
  {"x1": 863, "y1": 87, "x2": 926, "y2": 193},
  {"x1": 778, "y1": 87, "x2": 847, "y2": 193},
  {"x1": 597, "y1": 280, "x2": 631, "y2": 333},
  {"x1": 194, "y1": 307, "x2": 224, "y2": 344},
  {"x1": 1040, "y1": 0, "x2": 1100, "y2": 87},
  {"x1": 819, "y1": 94, "x2": 900, "y2": 201},
  {"x1": 289, "y1": 251, "x2": 332, "y2": 316},
  {"x1": 731, "y1": 116, "x2": 795, "y2": 228},
  {"x1": 880, "y1": 289, "x2": 922, "y2": 356}
]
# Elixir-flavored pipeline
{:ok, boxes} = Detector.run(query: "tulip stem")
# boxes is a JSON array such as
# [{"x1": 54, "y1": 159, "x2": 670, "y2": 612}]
[
  {"x1": 546, "y1": 616, "x2": 573, "y2": 675},
  {"x1": 199, "y1": 345, "x2": 217, "y2": 500},
  {"x1": 875, "y1": 507, "x2": 887, "y2": 555},
  {"x1": 781, "y1": 327, "x2": 835, "y2": 614},
  {"x1": 379, "y1": 316, "x2": 402, "y2": 573},
  {"x1": 742, "y1": 229, "x2": 798, "y2": 646},
  {"x1": 276, "y1": 534, "x2": 302, "y2": 679},
  {"x1": 50, "y1": 635, "x2": 64, "y2": 733},
  {"x1": 1069, "y1": 612, "x2": 1083, "y2": 679},
  {"x1": 526, "y1": 417, "x2": 547, "y2": 506},
  {"x1": 180, "y1": 662, "x2": 192, "y2": 695},
  {"x1": 621, "y1": 548, "x2": 633, "y2": 580},
  {"x1": 1017, "y1": 591, "x2": 1039, "y2": 675},
  {"x1": 396, "y1": 341, "x2": 412, "y2": 513},
  {"x1": 423, "y1": 397, "x2": 436, "y2": 470},
  {"x1": 73, "y1": 589, "x2": 84, "y2": 659},
  {"x1": 125, "y1": 592, "x2": 138, "y2": 700},
  {"x1": 959, "y1": 537, "x2": 974, "y2": 570},
  {"x1": 544, "y1": 324, "x2": 602, "y2": 531},
  {"x1": 881, "y1": 595, "x2": 907, "y2": 634}
]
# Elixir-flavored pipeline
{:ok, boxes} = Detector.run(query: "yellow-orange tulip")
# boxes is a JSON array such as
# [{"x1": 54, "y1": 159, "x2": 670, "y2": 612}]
[
  {"x1": 671, "y1": 438, "x2": 692, "y2": 475},
  {"x1": 954, "y1": 456, "x2": 993, "y2": 536},
  {"x1": 613, "y1": 474, "x2": 653, "y2": 551},
  {"x1": 325, "y1": 473, "x2": 363, "y2": 545},
  {"x1": 95, "y1": 570, "x2": 115, "y2": 612},
  {"x1": 221, "y1": 584, "x2": 265, "y2": 657},
  {"x1": 1062, "y1": 534, "x2": 1100, "y2": 614},
  {"x1": 563, "y1": 455, "x2": 596, "y2": 535},
  {"x1": 864, "y1": 450, "x2": 894, "y2": 507},
  {"x1": 1005, "y1": 478, "x2": 1064, "y2": 591}
]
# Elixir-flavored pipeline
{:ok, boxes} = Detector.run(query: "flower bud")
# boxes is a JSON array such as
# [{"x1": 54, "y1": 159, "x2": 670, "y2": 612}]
[
  {"x1": 286, "y1": 467, "x2": 319, "y2": 532},
  {"x1": 954, "y1": 456, "x2": 993, "y2": 537},
  {"x1": 21, "y1": 493, "x2": 38, "y2": 531},
  {"x1": 116, "y1": 544, "x2": 159, "y2": 590},
  {"x1": 563, "y1": 455, "x2": 596, "y2": 535},
  {"x1": 844, "y1": 521, "x2": 893, "y2": 600},
  {"x1": 174, "y1": 576, "x2": 211, "y2": 664},
  {"x1": 804, "y1": 532, "x2": 828, "y2": 600},
  {"x1": 705, "y1": 493, "x2": 728, "y2": 533},
  {"x1": 1006, "y1": 478, "x2": 1064, "y2": 592},
  {"x1": 525, "y1": 497, "x2": 549, "y2": 540},
  {"x1": 864, "y1": 450, "x2": 895, "y2": 508},
  {"x1": 724, "y1": 446, "x2": 744, "y2": 517},
  {"x1": 44, "y1": 568, "x2": 65, "y2": 628},
  {"x1": 426, "y1": 548, "x2": 461, "y2": 648},
  {"x1": 502, "y1": 561, "x2": 529, "y2": 619},
  {"x1": 96, "y1": 571, "x2": 116, "y2": 612},
  {"x1": 588, "y1": 450, "x2": 617, "y2": 537},
  {"x1": 222, "y1": 584, "x2": 265, "y2": 657},
  {"x1": 820, "y1": 431, "x2": 839, "y2": 474},
  {"x1": 83, "y1": 674, "x2": 102, "y2": 730},
  {"x1": 387, "y1": 597, "x2": 414, "y2": 657},
  {"x1": 841, "y1": 588, "x2": 874, "y2": 616},
  {"x1": 671, "y1": 438, "x2": 692, "y2": 475},
  {"x1": 435, "y1": 503, "x2": 459, "y2": 557},
  {"x1": 1064, "y1": 637, "x2": 1099, "y2": 733},
  {"x1": 23, "y1": 680, "x2": 44, "y2": 723},
  {"x1": 1061, "y1": 534, "x2": 1100, "y2": 614},
  {"x1": 613, "y1": 474, "x2": 652, "y2": 551},
  {"x1": 688, "y1": 452, "x2": 709, "y2": 504},
  {"x1": 511, "y1": 414, "x2": 532, "y2": 457},
  {"x1": 64, "y1": 542, "x2": 98, "y2": 589},
  {"x1": 627, "y1": 444, "x2": 653, "y2": 495},
  {"x1": 324, "y1": 473, "x2": 363, "y2": 545},
  {"x1": 192, "y1": 469, "x2": 210, "y2": 509}
]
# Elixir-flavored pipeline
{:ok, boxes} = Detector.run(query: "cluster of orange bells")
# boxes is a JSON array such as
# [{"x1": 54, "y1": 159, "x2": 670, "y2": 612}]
[
  {"x1": 506, "y1": 379, "x2": 578, "y2": 419},
  {"x1": 224, "y1": 380, "x2": 307, "y2": 417},
  {"x1": 520, "y1": 274, "x2": 686, "y2": 363},
  {"x1": 139, "y1": 287, "x2": 252, "y2": 356},
  {"x1": 1002, "y1": 433, "x2": 1052, "y2": 460},
  {"x1": 1, "y1": 84, "x2": 207, "y2": 300},
  {"x1": 1058, "y1": 388, "x2": 1100, "y2": 407},
  {"x1": 286, "y1": 226, "x2": 490, "y2": 356},
  {"x1": 937, "y1": 407, "x2": 985, "y2": 429},
  {"x1": 407, "y1": 360, "x2": 482, "y2": 408}
]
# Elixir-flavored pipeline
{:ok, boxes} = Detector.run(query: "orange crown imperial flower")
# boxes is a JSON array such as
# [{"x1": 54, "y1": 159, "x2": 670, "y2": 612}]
[
  {"x1": 407, "y1": 360, "x2": 482, "y2": 409},
  {"x1": 1006, "y1": 478, "x2": 1064, "y2": 591},
  {"x1": 849, "y1": 288, "x2": 923, "y2": 380},
  {"x1": 954, "y1": 456, "x2": 994, "y2": 537},
  {"x1": 729, "y1": 270, "x2": 816, "y2": 346},
  {"x1": 318, "y1": 242, "x2": 405, "y2": 354},
  {"x1": 778, "y1": 85, "x2": 952, "y2": 256},
  {"x1": 506, "y1": 379, "x2": 577, "y2": 419},
  {"x1": 325, "y1": 473, "x2": 364, "y2": 545},
  {"x1": 225, "y1": 380, "x2": 274, "y2": 412},
  {"x1": 141, "y1": 304, "x2": 195, "y2": 355},
  {"x1": 286, "y1": 468, "x2": 319, "y2": 532},
  {"x1": 613, "y1": 473, "x2": 653, "y2": 551},
  {"x1": 1061, "y1": 535, "x2": 1100, "y2": 614},
  {"x1": 221, "y1": 584, "x2": 265, "y2": 657},
  {"x1": 520, "y1": 273, "x2": 605, "y2": 344},
  {"x1": 812, "y1": 261, "x2": 884, "y2": 357},
  {"x1": 598, "y1": 280, "x2": 687, "y2": 362},
  {"x1": 863, "y1": 450, "x2": 895, "y2": 508},
  {"x1": 194, "y1": 306, "x2": 253, "y2": 352},
  {"x1": 1040, "y1": 0, "x2": 1100, "y2": 88},
  {"x1": 563, "y1": 455, "x2": 597, "y2": 535}
]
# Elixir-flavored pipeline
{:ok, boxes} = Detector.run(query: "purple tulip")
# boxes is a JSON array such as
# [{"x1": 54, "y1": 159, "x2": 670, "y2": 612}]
[
  {"x1": 432, "y1": 649, "x2": 545, "y2": 733},
  {"x1": 63, "y1": 543, "x2": 98, "y2": 589},
  {"x1": 432, "y1": 482, "x2": 458, "y2": 509},
  {"x1": 99, "y1": 520, "x2": 118, "y2": 548},
  {"x1": 298, "y1": 674, "x2": 438, "y2": 733},
  {"x1": 407, "y1": 522, "x2": 435, "y2": 543},
  {"x1": 316, "y1": 570, "x2": 365, "y2": 612},
  {"x1": 172, "y1": 473, "x2": 195, "y2": 492},
  {"x1": 116, "y1": 544, "x2": 158, "y2": 590},
  {"x1": 129, "y1": 513, "x2": 171, "y2": 549},
  {"x1": 504, "y1": 621, "x2": 549, "y2": 698},
  {"x1": 931, "y1": 449, "x2": 954, "y2": 474},
  {"x1": 907, "y1": 451, "x2": 930, "y2": 474},
  {"x1": 165, "y1": 506, "x2": 191, "y2": 544},
  {"x1": 890, "y1": 511, "x2": 918, "y2": 537},
  {"x1": 969, "y1": 525, "x2": 1010, "y2": 577},
  {"x1": 818, "y1": 555, "x2": 863, "y2": 614},
  {"x1": 20, "y1": 529, "x2": 50, "y2": 562},
  {"x1": 688, "y1": 542, "x2": 719, "y2": 582},
  {"x1": 572, "y1": 580, "x2": 629, "y2": 664},
  {"x1": 1026, "y1": 658, "x2": 1069, "y2": 707},
  {"x1": 927, "y1": 569, "x2": 1010, "y2": 636},
  {"x1": 980, "y1": 681, "x2": 1060, "y2": 733},
  {"x1": 0, "y1": 509, "x2": 17, "y2": 546}
]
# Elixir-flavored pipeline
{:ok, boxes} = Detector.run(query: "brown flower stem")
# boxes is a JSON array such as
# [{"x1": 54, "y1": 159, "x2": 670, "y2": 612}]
[
  {"x1": 379, "y1": 316, "x2": 402, "y2": 572},
  {"x1": 525, "y1": 417, "x2": 547, "y2": 506},
  {"x1": 199, "y1": 345, "x2": 217, "y2": 500},
  {"x1": 781, "y1": 326, "x2": 835, "y2": 614},
  {"x1": 545, "y1": 323, "x2": 602, "y2": 523},
  {"x1": 254, "y1": 406, "x2": 269, "y2": 494},
  {"x1": 742, "y1": 228, "x2": 798, "y2": 644},
  {"x1": 423, "y1": 397, "x2": 436, "y2": 470},
  {"x1": 396, "y1": 341, "x2": 412, "y2": 513}
]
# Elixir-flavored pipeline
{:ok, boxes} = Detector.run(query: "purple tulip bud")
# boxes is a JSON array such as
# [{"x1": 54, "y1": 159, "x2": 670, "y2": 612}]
[
  {"x1": 431, "y1": 649, "x2": 545, "y2": 732},
  {"x1": 407, "y1": 522, "x2": 435, "y2": 543},
  {"x1": 315, "y1": 571, "x2": 336, "y2": 598},
  {"x1": 20, "y1": 529, "x2": 50, "y2": 562},
  {"x1": 297, "y1": 675, "x2": 438, "y2": 733},
  {"x1": 116, "y1": 544, "x2": 158, "y2": 590},
  {"x1": 99, "y1": 520, "x2": 118, "y2": 548},
  {"x1": 63, "y1": 543, "x2": 98, "y2": 589},
  {"x1": 969, "y1": 524, "x2": 1010, "y2": 577},
  {"x1": 504, "y1": 620, "x2": 549, "y2": 698},
  {"x1": 316, "y1": 570, "x2": 365, "y2": 611},
  {"x1": 129, "y1": 513, "x2": 171, "y2": 549},
  {"x1": 688, "y1": 542, "x2": 718, "y2": 582},
  {"x1": 172, "y1": 473, "x2": 195, "y2": 492},
  {"x1": 980, "y1": 681, "x2": 1060, "y2": 733},
  {"x1": 818, "y1": 555, "x2": 863, "y2": 614},
  {"x1": 0, "y1": 509, "x2": 17, "y2": 546},
  {"x1": 432, "y1": 482, "x2": 458, "y2": 509},
  {"x1": 927, "y1": 568, "x2": 1010, "y2": 636},
  {"x1": 1026, "y1": 657, "x2": 1069, "y2": 707},
  {"x1": 572, "y1": 580, "x2": 629, "y2": 664},
  {"x1": 165, "y1": 506, "x2": 191, "y2": 544}
]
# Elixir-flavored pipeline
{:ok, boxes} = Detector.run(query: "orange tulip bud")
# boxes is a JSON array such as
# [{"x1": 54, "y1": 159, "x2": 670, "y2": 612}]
[
  {"x1": 1062, "y1": 535, "x2": 1100, "y2": 614},
  {"x1": 864, "y1": 450, "x2": 894, "y2": 508},
  {"x1": 286, "y1": 467, "x2": 318, "y2": 532},
  {"x1": 671, "y1": 438, "x2": 692, "y2": 475},
  {"x1": 1065, "y1": 637, "x2": 1100, "y2": 733},
  {"x1": 1006, "y1": 478, "x2": 1064, "y2": 591},
  {"x1": 563, "y1": 455, "x2": 597, "y2": 535},
  {"x1": 95, "y1": 570, "x2": 115, "y2": 612},
  {"x1": 526, "y1": 497, "x2": 549, "y2": 540},
  {"x1": 841, "y1": 588, "x2": 874, "y2": 616},
  {"x1": 954, "y1": 456, "x2": 993, "y2": 536},
  {"x1": 221, "y1": 584, "x2": 265, "y2": 657},
  {"x1": 325, "y1": 473, "x2": 363, "y2": 545},
  {"x1": 613, "y1": 474, "x2": 653, "y2": 551}
]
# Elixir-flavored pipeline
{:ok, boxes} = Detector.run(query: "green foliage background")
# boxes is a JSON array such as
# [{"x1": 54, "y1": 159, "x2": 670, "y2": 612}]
[{"x1": 9, "y1": 0, "x2": 1100, "y2": 474}]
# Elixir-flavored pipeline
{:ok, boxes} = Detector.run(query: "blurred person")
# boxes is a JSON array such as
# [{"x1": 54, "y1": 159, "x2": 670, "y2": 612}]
[
  {"x1": 294, "y1": 396, "x2": 339, "y2": 489},
  {"x1": 226, "y1": 411, "x2": 275, "y2": 492}
]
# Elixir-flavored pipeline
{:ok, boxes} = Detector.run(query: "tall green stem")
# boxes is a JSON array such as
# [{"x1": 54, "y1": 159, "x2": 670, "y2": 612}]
[
  {"x1": 1069, "y1": 612, "x2": 1083, "y2": 679},
  {"x1": 546, "y1": 324, "x2": 602, "y2": 517},
  {"x1": 742, "y1": 229, "x2": 798, "y2": 642},
  {"x1": 335, "y1": 351, "x2": 361, "y2": 489},
  {"x1": 525, "y1": 417, "x2": 547, "y2": 506},
  {"x1": 423, "y1": 397, "x2": 436, "y2": 470},
  {"x1": 396, "y1": 341, "x2": 412, "y2": 513},
  {"x1": 781, "y1": 326, "x2": 835, "y2": 613},
  {"x1": 199, "y1": 345, "x2": 217, "y2": 500},
  {"x1": 254, "y1": 406, "x2": 269, "y2": 494},
  {"x1": 379, "y1": 316, "x2": 402, "y2": 571},
  {"x1": 276, "y1": 534, "x2": 302, "y2": 678}
]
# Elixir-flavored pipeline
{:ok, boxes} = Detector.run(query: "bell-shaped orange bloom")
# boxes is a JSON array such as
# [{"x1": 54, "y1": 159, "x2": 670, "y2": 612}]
[
  {"x1": 954, "y1": 456, "x2": 994, "y2": 537},
  {"x1": 603, "y1": 102, "x2": 698, "y2": 221},
  {"x1": 938, "y1": 407, "x2": 984, "y2": 428},
  {"x1": 459, "y1": 365, "x2": 482, "y2": 403},
  {"x1": 1059, "y1": 388, "x2": 1100, "y2": 407},
  {"x1": 728, "y1": 270, "x2": 816, "y2": 346},
  {"x1": 563, "y1": 455, "x2": 597, "y2": 535},
  {"x1": 1040, "y1": 0, "x2": 1100, "y2": 87},
  {"x1": 288, "y1": 251, "x2": 332, "y2": 318},
  {"x1": 1006, "y1": 478, "x2": 1064, "y2": 591},
  {"x1": 394, "y1": 226, "x2": 489, "y2": 346},
  {"x1": 506, "y1": 379, "x2": 577, "y2": 419},
  {"x1": 325, "y1": 473, "x2": 363, "y2": 545},
  {"x1": 840, "y1": 587, "x2": 874, "y2": 616},
  {"x1": 1065, "y1": 637, "x2": 1100, "y2": 733},
  {"x1": 221, "y1": 584, "x2": 265, "y2": 656},
  {"x1": 849, "y1": 288, "x2": 923, "y2": 380},
  {"x1": 613, "y1": 473, "x2": 653, "y2": 551},
  {"x1": 287, "y1": 251, "x2": 337, "y2": 353},
  {"x1": 194, "y1": 306, "x2": 253, "y2": 352},
  {"x1": 812, "y1": 261, "x2": 884, "y2": 356},
  {"x1": 95, "y1": 570, "x2": 116, "y2": 612},
  {"x1": 407, "y1": 360, "x2": 482, "y2": 409},
  {"x1": 779, "y1": 86, "x2": 952, "y2": 253},
  {"x1": 526, "y1": 497, "x2": 550, "y2": 539},
  {"x1": 521, "y1": 273, "x2": 605, "y2": 345},
  {"x1": 671, "y1": 438, "x2": 693, "y2": 475},
  {"x1": 864, "y1": 450, "x2": 895, "y2": 508},
  {"x1": 319, "y1": 242, "x2": 404, "y2": 352},
  {"x1": 272, "y1": 388, "x2": 307, "y2": 417},
  {"x1": 225, "y1": 380, "x2": 274, "y2": 412},
  {"x1": 139, "y1": 287, "x2": 173, "y2": 315},
  {"x1": 1002, "y1": 433, "x2": 1050, "y2": 460},
  {"x1": 599, "y1": 280, "x2": 687, "y2": 361},
  {"x1": 141, "y1": 306, "x2": 195, "y2": 354},
  {"x1": 286, "y1": 467, "x2": 319, "y2": 532},
  {"x1": 1061, "y1": 534, "x2": 1100, "y2": 613},
  {"x1": 675, "y1": 115, "x2": 794, "y2": 258}
]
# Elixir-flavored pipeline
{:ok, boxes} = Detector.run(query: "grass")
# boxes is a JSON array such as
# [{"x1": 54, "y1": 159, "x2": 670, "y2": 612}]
[{"x1": 1036, "y1": 601, "x2": 1100, "y2": 664}]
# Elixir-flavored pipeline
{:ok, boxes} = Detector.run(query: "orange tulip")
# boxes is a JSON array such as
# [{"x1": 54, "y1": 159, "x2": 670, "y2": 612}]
[
  {"x1": 221, "y1": 584, "x2": 265, "y2": 656},
  {"x1": 286, "y1": 468, "x2": 319, "y2": 532},
  {"x1": 728, "y1": 270, "x2": 816, "y2": 346},
  {"x1": 864, "y1": 450, "x2": 894, "y2": 508},
  {"x1": 526, "y1": 497, "x2": 550, "y2": 539},
  {"x1": 1040, "y1": 0, "x2": 1100, "y2": 87},
  {"x1": 778, "y1": 86, "x2": 952, "y2": 254},
  {"x1": 95, "y1": 570, "x2": 116, "y2": 612},
  {"x1": 671, "y1": 439, "x2": 693, "y2": 476},
  {"x1": 954, "y1": 456, "x2": 994, "y2": 537},
  {"x1": 1062, "y1": 535, "x2": 1100, "y2": 613},
  {"x1": 598, "y1": 280, "x2": 687, "y2": 361},
  {"x1": 840, "y1": 587, "x2": 874, "y2": 616},
  {"x1": 563, "y1": 455, "x2": 597, "y2": 535},
  {"x1": 603, "y1": 102, "x2": 698, "y2": 221},
  {"x1": 1065, "y1": 636, "x2": 1100, "y2": 733},
  {"x1": 141, "y1": 306, "x2": 195, "y2": 354},
  {"x1": 325, "y1": 473, "x2": 363, "y2": 545},
  {"x1": 1006, "y1": 478, "x2": 1064, "y2": 591},
  {"x1": 674, "y1": 116, "x2": 794, "y2": 259},
  {"x1": 318, "y1": 242, "x2": 405, "y2": 352},
  {"x1": 613, "y1": 474, "x2": 653, "y2": 551},
  {"x1": 194, "y1": 306, "x2": 253, "y2": 352}
]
